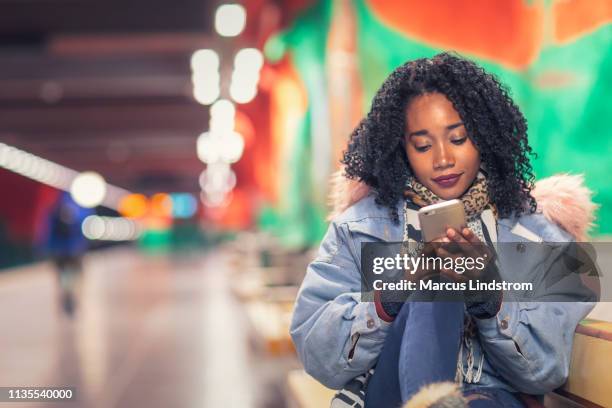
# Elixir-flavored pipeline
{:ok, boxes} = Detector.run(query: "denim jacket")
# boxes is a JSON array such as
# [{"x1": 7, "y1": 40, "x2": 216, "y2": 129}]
[{"x1": 290, "y1": 194, "x2": 595, "y2": 394}]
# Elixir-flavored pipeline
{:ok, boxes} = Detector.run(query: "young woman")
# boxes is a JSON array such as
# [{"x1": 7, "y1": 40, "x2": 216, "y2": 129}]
[{"x1": 290, "y1": 53, "x2": 597, "y2": 407}]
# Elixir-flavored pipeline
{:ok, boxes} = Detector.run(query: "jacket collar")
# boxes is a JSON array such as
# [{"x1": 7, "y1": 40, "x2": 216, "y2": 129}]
[{"x1": 328, "y1": 169, "x2": 596, "y2": 241}]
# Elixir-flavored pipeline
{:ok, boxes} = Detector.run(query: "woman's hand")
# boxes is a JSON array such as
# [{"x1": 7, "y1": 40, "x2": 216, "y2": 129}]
[{"x1": 433, "y1": 227, "x2": 495, "y2": 283}]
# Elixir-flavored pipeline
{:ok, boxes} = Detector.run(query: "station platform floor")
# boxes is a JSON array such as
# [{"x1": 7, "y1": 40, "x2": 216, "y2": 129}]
[{"x1": 0, "y1": 247, "x2": 296, "y2": 408}]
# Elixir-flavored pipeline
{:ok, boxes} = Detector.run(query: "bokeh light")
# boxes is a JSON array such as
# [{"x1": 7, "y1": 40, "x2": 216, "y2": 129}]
[
  {"x1": 197, "y1": 131, "x2": 244, "y2": 164},
  {"x1": 149, "y1": 193, "x2": 173, "y2": 218},
  {"x1": 215, "y1": 4, "x2": 246, "y2": 37},
  {"x1": 82, "y1": 215, "x2": 141, "y2": 241},
  {"x1": 170, "y1": 193, "x2": 198, "y2": 219},
  {"x1": 230, "y1": 48, "x2": 263, "y2": 104},
  {"x1": 210, "y1": 99, "x2": 236, "y2": 133},
  {"x1": 118, "y1": 194, "x2": 149, "y2": 219},
  {"x1": 70, "y1": 171, "x2": 107, "y2": 208},
  {"x1": 191, "y1": 49, "x2": 221, "y2": 105}
]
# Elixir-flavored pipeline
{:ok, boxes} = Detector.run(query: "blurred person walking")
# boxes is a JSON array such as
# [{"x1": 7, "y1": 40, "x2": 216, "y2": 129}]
[{"x1": 45, "y1": 192, "x2": 91, "y2": 317}]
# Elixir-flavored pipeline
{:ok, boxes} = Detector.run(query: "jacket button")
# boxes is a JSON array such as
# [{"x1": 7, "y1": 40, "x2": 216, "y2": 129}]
[
  {"x1": 516, "y1": 243, "x2": 526, "y2": 253},
  {"x1": 367, "y1": 319, "x2": 375, "y2": 329},
  {"x1": 500, "y1": 319, "x2": 509, "y2": 330}
]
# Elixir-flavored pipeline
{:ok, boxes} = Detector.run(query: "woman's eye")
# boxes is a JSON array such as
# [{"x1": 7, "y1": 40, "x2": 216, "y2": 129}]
[
  {"x1": 414, "y1": 145, "x2": 431, "y2": 152},
  {"x1": 451, "y1": 137, "x2": 467, "y2": 145}
]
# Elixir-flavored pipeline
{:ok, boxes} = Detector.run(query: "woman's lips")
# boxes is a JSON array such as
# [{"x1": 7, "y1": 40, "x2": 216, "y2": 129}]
[{"x1": 432, "y1": 173, "x2": 462, "y2": 188}]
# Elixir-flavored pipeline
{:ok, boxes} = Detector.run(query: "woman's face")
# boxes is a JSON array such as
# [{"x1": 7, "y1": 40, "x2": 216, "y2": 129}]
[{"x1": 404, "y1": 92, "x2": 480, "y2": 199}]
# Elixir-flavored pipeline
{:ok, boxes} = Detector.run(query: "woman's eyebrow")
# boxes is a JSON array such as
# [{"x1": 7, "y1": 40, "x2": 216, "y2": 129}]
[
  {"x1": 447, "y1": 122, "x2": 464, "y2": 130},
  {"x1": 407, "y1": 129, "x2": 428, "y2": 137}
]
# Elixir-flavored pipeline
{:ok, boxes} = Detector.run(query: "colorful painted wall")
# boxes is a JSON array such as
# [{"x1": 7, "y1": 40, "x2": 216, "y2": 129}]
[{"x1": 263, "y1": 0, "x2": 612, "y2": 245}]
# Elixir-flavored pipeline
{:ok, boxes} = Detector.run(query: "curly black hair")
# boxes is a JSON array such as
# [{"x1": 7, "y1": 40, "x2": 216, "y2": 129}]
[{"x1": 341, "y1": 52, "x2": 537, "y2": 222}]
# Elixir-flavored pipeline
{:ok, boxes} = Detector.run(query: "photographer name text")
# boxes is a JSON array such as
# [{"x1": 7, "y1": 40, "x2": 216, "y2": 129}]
[{"x1": 373, "y1": 279, "x2": 533, "y2": 291}]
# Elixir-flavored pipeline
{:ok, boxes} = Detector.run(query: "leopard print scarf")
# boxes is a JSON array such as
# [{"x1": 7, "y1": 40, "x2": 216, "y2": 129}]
[
  {"x1": 404, "y1": 171, "x2": 497, "y2": 220},
  {"x1": 403, "y1": 170, "x2": 498, "y2": 385}
]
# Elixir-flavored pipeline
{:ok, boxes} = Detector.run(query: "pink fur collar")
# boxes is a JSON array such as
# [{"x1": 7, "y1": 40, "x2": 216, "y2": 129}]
[{"x1": 328, "y1": 170, "x2": 597, "y2": 240}]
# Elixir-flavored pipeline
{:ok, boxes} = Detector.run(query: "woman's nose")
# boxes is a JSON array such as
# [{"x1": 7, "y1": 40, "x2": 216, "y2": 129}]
[{"x1": 433, "y1": 145, "x2": 454, "y2": 169}]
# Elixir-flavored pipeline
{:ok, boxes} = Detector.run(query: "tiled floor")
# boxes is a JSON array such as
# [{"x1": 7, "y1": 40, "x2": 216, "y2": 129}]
[{"x1": 0, "y1": 247, "x2": 286, "y2": 408}]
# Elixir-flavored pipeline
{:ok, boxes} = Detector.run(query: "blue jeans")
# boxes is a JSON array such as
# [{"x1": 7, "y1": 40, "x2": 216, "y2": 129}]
[{"x1": 364, "y1": 302, "x2": 525, "y2": 407}]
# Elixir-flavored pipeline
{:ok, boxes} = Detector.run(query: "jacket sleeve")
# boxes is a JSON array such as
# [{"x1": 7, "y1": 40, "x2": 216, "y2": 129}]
[
  {"x1": 290, "y1": 221, "x2": 391, "y2": 389},
  {"x1": 474, "y1": 242, "x2": 596, "y2": 394}
]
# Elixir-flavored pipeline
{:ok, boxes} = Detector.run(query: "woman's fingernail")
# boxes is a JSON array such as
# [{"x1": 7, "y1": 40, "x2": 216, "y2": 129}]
[{"x1": 447, "y1": 229, "x2": 454, "y2": 237}]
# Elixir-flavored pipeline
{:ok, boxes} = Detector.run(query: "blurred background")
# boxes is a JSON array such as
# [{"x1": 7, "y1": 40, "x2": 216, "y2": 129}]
[{"x1": 0, "y1": 0, "x2": 610, "y2": 407}]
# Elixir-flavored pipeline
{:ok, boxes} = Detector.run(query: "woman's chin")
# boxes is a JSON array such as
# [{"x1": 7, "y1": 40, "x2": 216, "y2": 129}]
[{"x1": 430, "y1": 186, "x2": 467, "y2": 200}]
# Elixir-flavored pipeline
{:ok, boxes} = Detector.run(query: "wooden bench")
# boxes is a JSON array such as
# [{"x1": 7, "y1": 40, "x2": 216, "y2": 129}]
[
  {"x1": 245, "y1": 300, "x2": 295, "y2": 355},
  {"x1": 556, "y1": 319, "x2": 612, "y2": 407},
  {"x1": 287, "y1": 319, "x2": 612, "y2": 408},
  {"x1": 287, "y1": 369, "x2": 335, "y2": 408}
]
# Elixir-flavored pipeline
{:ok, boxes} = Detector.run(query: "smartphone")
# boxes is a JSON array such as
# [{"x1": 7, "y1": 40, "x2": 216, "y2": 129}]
[{"x1": 417, "y1": 199, "x2": 466, "y2": 242}]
